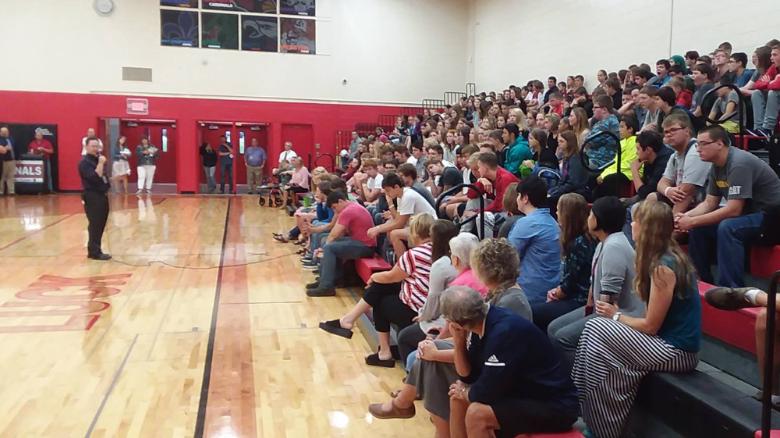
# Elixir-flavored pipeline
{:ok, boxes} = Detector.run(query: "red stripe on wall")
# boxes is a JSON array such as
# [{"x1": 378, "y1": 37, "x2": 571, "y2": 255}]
[{"x1": 0, "y1": 90, "x2": 412, "y2": 192}]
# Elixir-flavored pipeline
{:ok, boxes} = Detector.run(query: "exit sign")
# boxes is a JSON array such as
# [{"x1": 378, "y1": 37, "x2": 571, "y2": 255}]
[{"x1": 126, "y1": 98, "x2": 149, "y2": 115}]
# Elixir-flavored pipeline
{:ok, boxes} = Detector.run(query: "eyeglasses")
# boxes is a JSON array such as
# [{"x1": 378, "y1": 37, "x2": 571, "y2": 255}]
[
  {"x1": 696, "y1": 139, "x2": 719, "y2": 148},
  {"x1": 663, "y1": 126, "x2": 685, "y2": 136}
]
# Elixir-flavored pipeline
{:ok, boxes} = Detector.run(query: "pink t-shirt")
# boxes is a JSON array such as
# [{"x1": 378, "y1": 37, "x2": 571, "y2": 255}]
[
  {"x1": 290, "y1": 166, "x2": 310, "y2": 189},
  {"x1": 336, "y1": 202, "x2": 376, "y2": 247},
  {"x1": 449, "y1": 268, "x2": 489, "y2": 297}
]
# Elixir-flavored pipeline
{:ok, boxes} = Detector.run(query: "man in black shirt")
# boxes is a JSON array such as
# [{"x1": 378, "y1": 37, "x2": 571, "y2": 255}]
[
  {"x1": 79, "y1": 137, "x2": 111, "y2": 260},
  {"x1": 626, "y1": 130, "x2": 673, "y2": 203}
]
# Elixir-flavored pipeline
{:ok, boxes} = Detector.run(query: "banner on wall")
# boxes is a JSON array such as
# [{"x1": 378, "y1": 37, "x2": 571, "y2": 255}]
[
  {"x1": 280, "y1": 17, "x2": 315, "y2": 54},
  {"x1": 0, "y1": 123, "x2": 58, "y2": 191},
  {"x1": 279, "y1": 0, "x2": 314, "y2": 16}
]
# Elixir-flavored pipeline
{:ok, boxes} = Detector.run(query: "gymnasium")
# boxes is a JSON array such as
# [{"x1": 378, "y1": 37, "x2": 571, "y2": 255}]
[{"x1": 1, "y1": 0, "x2": 780, "y2": 437}]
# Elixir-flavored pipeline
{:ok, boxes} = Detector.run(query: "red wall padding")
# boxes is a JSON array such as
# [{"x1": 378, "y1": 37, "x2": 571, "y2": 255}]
[{"x1": 0, "y1": 90, "x2": 410, "y2": 192}]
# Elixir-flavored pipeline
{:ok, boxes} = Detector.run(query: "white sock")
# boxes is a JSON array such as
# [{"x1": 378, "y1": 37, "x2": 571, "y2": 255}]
[
  {"x1": 744, "y1": 289, "x2": 762, "y2": 305},
  {"x1": 772, "y1": 395, "x2": 780, "y2": 404}
]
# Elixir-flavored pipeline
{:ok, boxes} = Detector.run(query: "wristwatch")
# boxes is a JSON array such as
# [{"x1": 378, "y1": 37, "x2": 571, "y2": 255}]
[{"x1": 613, "y1": 312, "x2": 622, "y2": 322}]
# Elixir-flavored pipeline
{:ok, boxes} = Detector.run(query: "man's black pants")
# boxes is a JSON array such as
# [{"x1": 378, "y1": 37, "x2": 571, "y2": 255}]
[{"x1": 83, "y1": 191, "x2": 109, "y2": 256}]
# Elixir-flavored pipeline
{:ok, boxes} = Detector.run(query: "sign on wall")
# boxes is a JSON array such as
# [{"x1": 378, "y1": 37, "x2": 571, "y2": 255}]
[
  {"x1": 15, "y1": 160, "x2": 44, "y2": 183},
  {"x1": 126, "y1": 98, "x2": 149, "y2": 115}
]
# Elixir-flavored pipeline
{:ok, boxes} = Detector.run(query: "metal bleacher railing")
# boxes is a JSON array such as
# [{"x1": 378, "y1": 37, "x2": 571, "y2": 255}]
[
  {"x1": 444, "y1": 91, "x2": 466, "y2": 106},
  {"x1": 435, "y1": 183, "x2": 485, "y2": 240},
  {"x1": 763, "y1": 271, "x2": 780, "y2": 437}
]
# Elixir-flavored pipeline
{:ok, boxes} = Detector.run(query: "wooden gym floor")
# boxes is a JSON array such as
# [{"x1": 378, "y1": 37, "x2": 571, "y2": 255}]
[{"x1": 0, "y1": 194, "x2": 431, "y2": 437}]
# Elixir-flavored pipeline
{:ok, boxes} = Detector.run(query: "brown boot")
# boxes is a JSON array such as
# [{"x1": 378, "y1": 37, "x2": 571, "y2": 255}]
[{"x1": 368, "y1": 400, "x2": 415, "y2": 419}]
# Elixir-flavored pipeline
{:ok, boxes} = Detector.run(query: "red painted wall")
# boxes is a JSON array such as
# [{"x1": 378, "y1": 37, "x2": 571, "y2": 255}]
[{"x1": 0, "y1": 90, "x2": 409, "y2": 192}]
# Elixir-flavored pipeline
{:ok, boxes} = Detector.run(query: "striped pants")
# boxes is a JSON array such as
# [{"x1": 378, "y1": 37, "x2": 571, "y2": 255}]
[{"x1": 572, "y1": 317, "x2": 698, "y2": 438}]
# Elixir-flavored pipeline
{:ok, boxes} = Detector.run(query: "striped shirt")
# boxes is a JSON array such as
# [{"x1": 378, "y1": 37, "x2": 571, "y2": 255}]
[{"x1": 398, "y1": 242, "x2": 433, "y2": 312}]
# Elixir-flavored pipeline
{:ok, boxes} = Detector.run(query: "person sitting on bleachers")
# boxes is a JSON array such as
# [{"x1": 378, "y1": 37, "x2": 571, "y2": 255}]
[
  {"x1": 548, "y1": 196, "x2": 643, "y2": 369},
  {"x1": 367, "y1": 239, "x2": 535, "y2": 433},
  {"x1": 650, "y1": 113, "x2": 711, "y2": 216},
  {"x1": 574, "y1": 200, "x2": 700, "y2": 438},
  {"x1": 461, "y1": 151, "x2": 519, "y2": 237},
  {"x1": 604, "y1": 77, "x2": 624, "y2": 111},
  {"x1": 368, "y1": 173, "x2": 437, "y2": 261},
  {"x1": 278, "y1": 156, "x2": 310, "y2": 208},
  {"x1": 570, "y1": 87, "x2": 594, "y2": 118},
  {"x1": 729, "y1": 52, "x2": 755, "y2": 88},
  {"x1": 705, "y1": 285, "x2": 780, "y2": 407},
  {"x1": 500, "y1": 122, "x2": 533, "y2": 178},
  {"x1": 623, "y1": 130, "x2": 673, "y2": 206},
  {"x1": 425, "y1": 158, "x2": 461, "y2": 199},
  {"x1": 637, "y1": 86, "x2": 661, "y2": 132},
  {"x1": 397, "y1": 220, "x2": 460, "y2": 365},
  {"x1": 319, "y1": 213, "x2": 434, "y2": 367},
  {"x1": 306, "y1": 189, "x2": 376, "y2": 297},
  {"x1": 353, "y1": 158, "x2": 383, "y2": 205},
  {"x1": 568, "y1": 107, "x2": 591, "y2": 147},
  {"x1": 691, "y1": 63, "x2": 716, "y2": 121},
  {"x1": 655, "y1": 85, "x2": 693, "y2": 129},
  {"x1": 676, "y1": 125, "x2": 780, "y2": 287},
  {"x1": 708, "y1": 72, "x2": 741, "y2": 134},
  {"x1": 397, "y1": 163, "x2": 437, "y2": 210},
  {"x1": 584, "y1": 94, "x2": 620, "y2": 169},
  {"x1": 507, "y1": 175, "x2": 561, "y2": 305},
  {"x1": 444, "y1": 286, "x2": 579, "y2": 438},
  {"x1": 548, "y1": 131, "x2": 590, "y2": 205},
  {"x1": 532, "y1": 193, "x2": 596, "y2": 331},
  {"x1": 751, "y1": 44, "x2": 780, "y2": 139},
  {"x1": 594, "y1": 114, "x2": 638, "y2": 198}
]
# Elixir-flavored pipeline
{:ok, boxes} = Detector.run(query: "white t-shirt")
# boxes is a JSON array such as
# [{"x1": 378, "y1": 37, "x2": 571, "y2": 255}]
[
  {"x1": 399, "y1": 187, "x2": 437, "y2": 217},
  {"x1": 406, "y1": 156, "x2": 418, "y2": 165},
  {"x1": 81, "y1": 136, "x2": 104, "y2": 155},
  {"x1": 278, "y1": 149, "x2": 298, "y2": 164},
  {"x1": 367, "y1": 173, "x2": 384, "y2": 190}
]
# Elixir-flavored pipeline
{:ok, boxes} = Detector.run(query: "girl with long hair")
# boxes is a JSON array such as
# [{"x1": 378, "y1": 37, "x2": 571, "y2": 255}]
[
  {"x1": 573, "y1": 201, "x2": 700, "y2": 438},
  {"x1": 568, "y1": 107, "x2": 591, "y2": 147},
  {"x1": 531, "y1": 194, "x2": 597, "y2": 330},
  {"x1": 548, "y1": 131, "x2": 589, "y2": 201}
]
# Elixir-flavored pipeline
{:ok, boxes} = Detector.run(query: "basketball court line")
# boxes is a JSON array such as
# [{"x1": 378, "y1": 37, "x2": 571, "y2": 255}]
[
  {"x1": 193, "y1": 197, "x2": 232, "y2": 438},
  {"x1": 0, "y1": 213, "x2": 76, "y2": 252},
  {"x1": 84, "y1": 334, "x2": 139, "y2": 438}
]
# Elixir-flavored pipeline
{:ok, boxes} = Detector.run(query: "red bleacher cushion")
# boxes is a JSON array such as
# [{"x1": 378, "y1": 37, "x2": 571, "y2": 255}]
[
  {"x1": 355, "y1": 255, "x2": 392, "y2": 284},
  {"x1": 750, "y1": 245, "x2": 780, "y2": 279},
  {"x1": 699, "y1": 280, "x2": 760, "y2": 354},
  {"x1": 754, "y1": 430, "x2": 780, "y2": 437}
]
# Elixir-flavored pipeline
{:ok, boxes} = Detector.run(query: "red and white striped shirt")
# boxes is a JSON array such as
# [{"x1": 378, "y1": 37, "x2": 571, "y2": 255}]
[{"x1": 398, "y1": 242, "x2": 433, "y2": 312}]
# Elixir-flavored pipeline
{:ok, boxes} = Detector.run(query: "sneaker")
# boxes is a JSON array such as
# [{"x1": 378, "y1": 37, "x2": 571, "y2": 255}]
[
  {"x1": 306, "y1": 287, "x2": 336, "y2": 297},
  {"x1": 302, "y1": 259, "x2": 318, "y2": 268},
  {"x1": 302, "y1": 263, "x2": 319, "y2": 271},
  {"x1": 145, "y1": 189, "x2": 152, "y2": 194},
  {"x1": 704, "y1": 287, "x2": 758, "y2": 310},
  {"x1": 135, "y1": 189, "x2": 143, "y2": 195},
  {"x1": 300, "y1": 256, "x2": 313, "y2": 263}
]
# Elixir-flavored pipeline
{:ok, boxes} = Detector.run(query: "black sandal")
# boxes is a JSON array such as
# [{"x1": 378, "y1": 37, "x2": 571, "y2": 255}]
[
  {"x1": 365, "y1": 352, "x2": 396, "y2": 368},
  {"x1": 319, "y1": 319, "x2": 353, "y2": 339}
]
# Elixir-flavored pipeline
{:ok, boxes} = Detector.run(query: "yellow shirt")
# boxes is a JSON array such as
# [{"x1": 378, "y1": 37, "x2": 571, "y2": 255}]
[{"x1": 600, "y1": 135, "x2": 638, "y2": 180}]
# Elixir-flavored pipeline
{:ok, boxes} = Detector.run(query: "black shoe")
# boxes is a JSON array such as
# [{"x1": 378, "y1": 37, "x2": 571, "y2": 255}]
[
  {"x1": 306, "y1": 287, "x2": 335, "y2": 297},
  {"x1": 319, "y1": 319, "x2": 353, "y2": 339},
  {"x1": 365, "y1": 352, "x2": 396, "y2": 368},
  {"x1": 704, "y1": 287, "x2": 757, "y2": 311},
  {"x1": 88, "y1": 253, "x2": 112, "y2": 261},
  {"x1": 305, "y1": 280, "x2": 320, "y2": 289}
]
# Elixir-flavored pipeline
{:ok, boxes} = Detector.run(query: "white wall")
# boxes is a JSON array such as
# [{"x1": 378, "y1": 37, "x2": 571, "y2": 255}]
[
  {"x1": 471, "y1": 0, "x2": 780, "y2": 93},
  {"x1": 0, "y1": 0, "x2": 469, "y2": 105}
]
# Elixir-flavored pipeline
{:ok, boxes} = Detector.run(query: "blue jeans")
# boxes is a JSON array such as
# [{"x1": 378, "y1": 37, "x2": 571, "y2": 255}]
[
  {"x1": 752, "y1": 90, "x2": 780, "y2": 131},
  {"x1": 203, "y1": 165, "x2": 216, "y2": 192},
  {"x1": 689, "y1": 212, "x2": 764, "y2": 287},
  {"x1": 309, "y1": 231, "x2": 329, "y2": 253},
  {"x1": 319, "y1": 237, "x2": 375, "y2": 288},
  {"x1": 220, "y1": 161, "x2": 233, "y2": 192}
]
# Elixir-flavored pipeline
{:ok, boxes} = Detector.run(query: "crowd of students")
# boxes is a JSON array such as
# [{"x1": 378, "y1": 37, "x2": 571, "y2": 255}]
[{"x1": 268, "y1": 39, "x2": 780, "y2": 438}]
